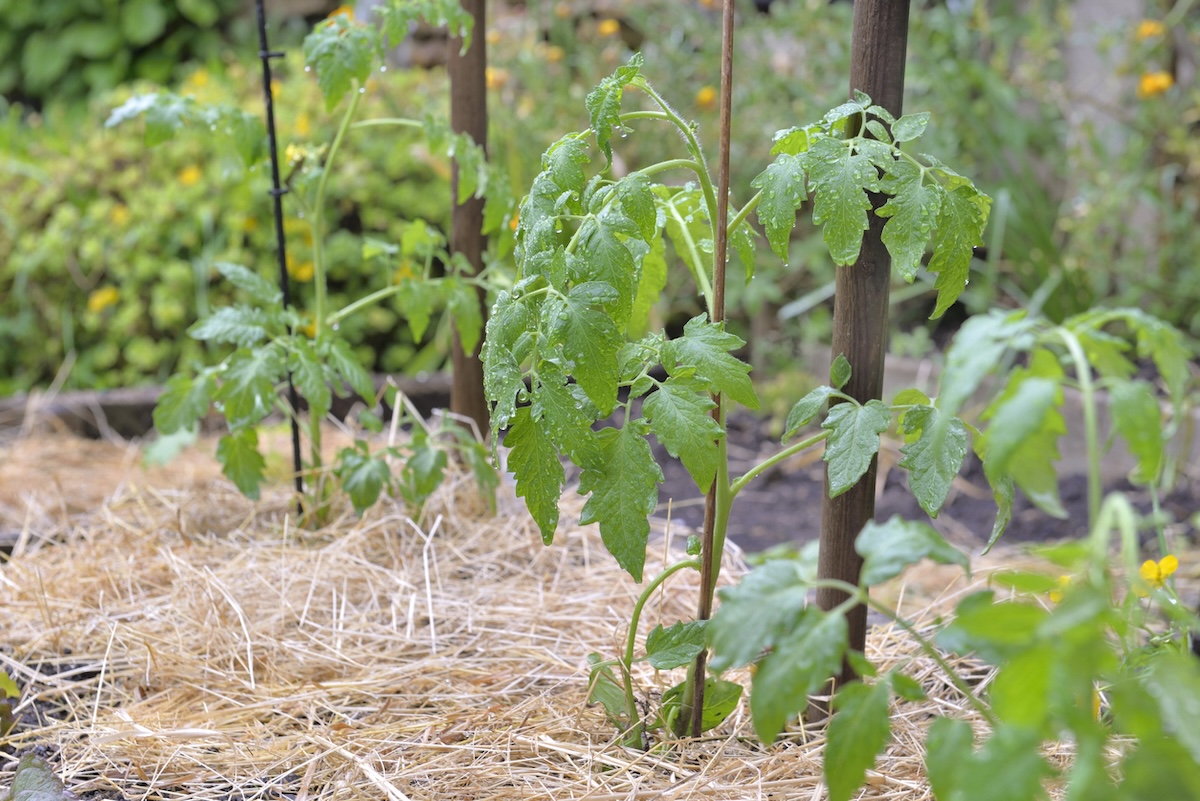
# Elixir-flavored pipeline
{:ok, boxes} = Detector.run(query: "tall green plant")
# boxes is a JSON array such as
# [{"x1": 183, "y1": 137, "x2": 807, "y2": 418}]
[
  {"x1": 107, "y1": 2, "x2": 509, "y2": 518},
  {"x1": 482, "y1": 55, "x2": 995, "y2": 745}
]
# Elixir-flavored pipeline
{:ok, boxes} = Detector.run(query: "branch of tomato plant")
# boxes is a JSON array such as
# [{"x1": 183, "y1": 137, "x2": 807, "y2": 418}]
[{"x1": 1056, "y1": 328, "x2": 1102, "y2": 525}]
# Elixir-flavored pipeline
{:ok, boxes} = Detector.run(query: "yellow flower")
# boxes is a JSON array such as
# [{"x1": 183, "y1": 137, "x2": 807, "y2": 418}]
[
  {"x1": 286, "y1": 255, "x2": 315, "y2": 282},
  {"x1": 543, "y1": 44, "x2": 566, "y2": 64},
  {"x1": 1137, "y1": 554, "x2": 1178, "y2": 594},
  {"x1": 271, "y1": 78, "x2": 282, "y2": 97},
  {"x1": 696, "y1": 85, "x2": 718, "y2": 110},
  {"x1": 1137, "y1": 71, "x2": 1174, "y2": 98},
  {"x1": 184, "y1": 68, "x2": 210, "y2": 92},
  {"x1": 597, "y1": 18, "x2": 621, "y2": 37},
  {"x1": 509, "y1": 211, "x2": 519, "y2": 232},
  {"x1": 108, "y1": 204, "x2": 131, "y2": 227},
  {"x1": 486, "y1": 67, "x2": 509, "y2": 90},
  {"x1": 285, "y1": 143, "x2": 305, "y2": 165},
  {"x1": 393, "y1": 259, "x2": 415, "y2": 283},
  {"x1": 1049, "y1": 574, "x2": 1072, "y2": 604},
  {"x1": 1136, "y1": 19, "x2": 1166, "y2": 40},
  {"x1": 178, "y1": 164, "x2": 203, "y2": 187},
  {"x1": 241, "y1": 217, "x2": 259, "y2": 234},
  {"x1": 295, "y1": 112, "x2": 311, "y2": 138},
  {"x1": 486, "y1": 29, "x2": 502, "y2": 45},
  {"x1": 328, "y1": 5, "x2": 354, "y2": 19},
  {"x1": 87, "y1": 286, "x2": 120, "y2": 314}
]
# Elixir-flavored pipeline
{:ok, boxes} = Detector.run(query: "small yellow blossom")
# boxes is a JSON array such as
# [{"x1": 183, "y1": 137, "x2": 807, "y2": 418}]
[
  {"x1": 1137, "y1": 71, "x2": 1174, "y2": 98},
  {"x1": 295, "y1": 112, "x2": 311, "y2": 137},
  {"x1": 178, "y1": 164, "x2": 203, "y2": 187},
  {"x1": 87, "y1": 286, "x2": 120, "y2": 314},
  {"x1": 108, "y1": 204, "x2": 131, "y2": 227},
  {"x1": 597, "y1": 18, "x2": 621, "y2": 37},
  {"x1": 241, "y1": 217, "x2": 259, "y2": 234},
  {"x1": 328, "y1": 5, "x2": 354, "y2": 19},
  {"x1": 543, "y1": 44, "x2": 566, "y2": 64},
  {"x1": 270, "y1": 78, "x2": 282, "y2": 97},
  {"x1": 699, "y1": 0, "x2": 719, "y2": 8},
  {"x1": 285, "y1": 143, "x2": 305, "y2": 165},
  {"x1": 1136, "y1": 19, "x2": 1166, "y2": 40},
  {"x1": 184, "y1": 68, "x2": 210, "y2": 92},
  {"x1": 300, "y1": 318, "x2": 318, "y2": 338},
  {"x1": 486, "y1": 29, "x2": 502, "y2": 45},
  {"x1": 696, "y1": 85, "x2": 718, "y2": 110},
  {"x1": 509, "y1": 211, "x2": 519, "y2": 232},
  {"x1": 286, "y1": 255, "x2": 315, "y2": 282},
  {"x1": 1137, "y1": 554, "x2": 1178, "y2": 595},
  {"x1": 486, "y1": 67, "x2": 509, "y2": 90},
  {"x1": 393, "y1": 259, "x2": 415, "y2": 283},
  {"x1": 1049, "y1": 574, "x2": 1072, "y2": 604}
]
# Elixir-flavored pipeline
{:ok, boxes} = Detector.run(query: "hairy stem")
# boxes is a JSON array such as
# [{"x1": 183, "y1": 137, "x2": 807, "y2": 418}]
[
  {"x1": 1058, "y1": 329, "x2": 1101, "y2": 526},
  {"x1": 731, "y1": 431, "x2": 830, "y2": 498}
]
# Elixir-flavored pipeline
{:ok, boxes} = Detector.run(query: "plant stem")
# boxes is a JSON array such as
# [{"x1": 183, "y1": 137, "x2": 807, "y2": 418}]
[
  {"x1": 349, "y1": 117, "x2": 423, "y2": 129},
  {"x1": 730, "y1": 431, "x2": 830, "y2": 498},
  {"x1": 729, "y1": 190, "x2": 762, "y2": 237},
  {"x1": 328, "y1": 283, "x2": 408, "y2": 327},
  {"x1": 312, "y1": 86, "x2": 363, "y2": 338},
  {"x1": 1058, "y1": 328, "x2": 1101, "y2": 526}
]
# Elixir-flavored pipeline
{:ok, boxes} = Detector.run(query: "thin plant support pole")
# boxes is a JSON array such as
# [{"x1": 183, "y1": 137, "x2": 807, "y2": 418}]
[
  {"x1": 448, "y1": 0, "x2": 490, "y2": 436},
  {"x1": 815, "y1": 0, "x2": 911, "y2": 696},
  {"x1": 255, "y1": 0, "x2": 304, "y2": 503},
  {"x1": 688, "y1": 0, "x2": 736, "y2": 740}
]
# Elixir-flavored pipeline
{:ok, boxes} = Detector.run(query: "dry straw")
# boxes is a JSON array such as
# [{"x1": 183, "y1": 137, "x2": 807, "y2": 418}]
[{"x1": 0, "y1": 433, "x2": 1044, "y2": 801}]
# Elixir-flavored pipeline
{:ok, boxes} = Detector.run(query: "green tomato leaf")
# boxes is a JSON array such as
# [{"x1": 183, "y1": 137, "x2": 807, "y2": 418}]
[
  {"x1": 645, "y1": 620, "x2": 708, "y2": 670},
  {"x1": 644, "y1": 375, "x2": 722, "y2": 494},
  {"x1": 189, "y1": 306, "x2": 270, "y2": 348},
  {"x1": 807, "y1": 135, "x2": 877, "y2": 265},
  {"x1": 154, "y1": 371, "x2": 214, "y2": 435},
  {"x1": 856, "y1": 515, "x2": 970, "y2": 586},
  {"x1": 585, "y1": 53, "x2": 642, "y2": 164},
  {"x1": 928, "y1": 182, "x2": 990, "y2": 318},
  {"x1": 7, "y1": 754, "x2": 74, "y2": 801},
  {"x1": 578, "y1": 420, "x2": 663, "y2": 582},
  {"x1": 938, "y1": 310, "x2": 1030, "y2": 416},
  {"x1": 655, "y1": 186, "x2": 711, "y2": 287},
  {"x1": 925, "y1": 717, "x2": 974, "y2": 801},
  {"x1": 783, "y1": 385, "x2": 835, "y2": 441},
  {"x1": 290, "y1": 337, "x2": 332, "y2": 420},
  {"x1": 628, "y1": 234, "x2": 667, "y2": 339},
  {"x1": 400, "y1": 441, "x2": 448, "y2": 507},
  {"x1": 978, "y1": 349, "x2": 1067, "y2": 518},
  {"x1": 216, "y1": 428, "x2": 266, "y2": 500},
  {"x1": 826, "y1": 679, "x2": 893, "y2": 801},
  {"x1": 570, "y1": 211, "x2": 640, "y2": 326},
  {"x1": 215, "y1": 346, "x2": 286, "y2": 425},
  {"x1": 897, "y1": 405, "x2": 968, "y2": 517},
  {"x1": 751, "y1": 153, "x2": 809, "y2": 261},
  {"x1": 709, "y1": 560, "x2": 811, "y2": 673},
  {"x1": 325, "y1": 337, "x2": 376, "y2": 401},
  {"x1": 302, "y1": 15, "x2": 376, "y2": 111},
  {"x1": 543, "y1": 286, "x2": 622, "y2": 416},
  {"x1": 889, "y1": 671, "x2": 927, "y2": 702},
  {"x1": 1110, "y1": 378, "x2": 1164, "y2": 485},
  {"x1": 660, "y1": 677, "x2": 743, "y2": 734},
  {"x1": 506, "y1": 406, "x2": 565, "y2": 544},
  {"x1": 446, "y1": 277, "x2": 484, "y2": 355},
  {"x1": 822, "y1": 399, "x2": 891, "y2": 498},
  {"x1": 936, "y1": 591, "x2": 1047, "y2": 664},
  {"x1": 1145, "y1": 653, "x2": 1200, "y2": 767},
  {"x1": 586, "y1": 653, "x2": 629, "y2": 729},
  {"x1": 531, "y1": 365, "x2": 602, "y2": 468},
  {"x1": 891, "y1": 112, "x2": 930, "y2": 143},
  {"x1": 751, "y1": 609, "x2": 848, "y2": 743},
  {"x1": 877, "y1": 160, "x2": 941, "y2": 282},
  {"x1": 0, "y1": 670, "x2": 18, "y2": 699},
  {"x1": 215, "y1": 262, "x2": 280, "y2": 306},
  {"x1": 615, "y1": 172, "x2": 658, "y2": 242},
  {"x1": 122, "y1": 0, "x2": 168, "y2": 45},
  {"x1": 664, "y1": 315, "x2": 759, "y2": 410},
  {"x1": 336, "y1": 445, "x2": 392, "y2": 515},
  {"x1": 395, "y1": 277, "x2": 442, "y2": 343},
  {"x1": 830, "y1": 353, "x2": 852, "y2": 389},
  {"x1": 543, "y1": 135, "x2": 589, "y2": 197}
]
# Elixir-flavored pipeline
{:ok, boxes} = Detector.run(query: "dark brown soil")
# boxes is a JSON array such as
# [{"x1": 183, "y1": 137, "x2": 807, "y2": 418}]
[{"x1": 651, "y1": 411, "x2": 1200, "y2": 555}]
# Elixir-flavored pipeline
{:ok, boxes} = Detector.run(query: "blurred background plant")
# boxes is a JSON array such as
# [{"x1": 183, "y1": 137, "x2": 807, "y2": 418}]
[{"x1": 2, "y1": 0, "x2": 1197, "y2": 395}]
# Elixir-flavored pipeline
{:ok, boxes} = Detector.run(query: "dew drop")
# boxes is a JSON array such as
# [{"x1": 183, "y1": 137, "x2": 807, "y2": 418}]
[
  {"x1": 359, "y1": 87, "x2": 366, "y2": 94},
  {"x1": 332, "y1": 323, "x2": 340, "y2": 331},
  {"x1": 304, "y1": 65, "x2": 312, "y2": 72},
  {"x1": 379, "y1": 65, "x2": 388, "y2": 72}
]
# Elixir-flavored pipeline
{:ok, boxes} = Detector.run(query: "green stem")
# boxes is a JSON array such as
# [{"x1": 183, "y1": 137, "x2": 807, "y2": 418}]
[
  {"x1": 730, "y1": 431, "x2": 830, "y2": 498},
  {"x1": 619, "y1": 558, "x2": 701, "y2": 746},
  {"x1": 349, "y1": 117, "x2": 423, "y2": 130},
  {"x1": 1058, "y1": 328, "x2": 1101, "y2": 526},
  {"x1": 630, "y1": 158, "x2": 703, "y2": 180},
  {"x1": 859, "y1": 594, "x2": 998, "y2": 726},
  {"x1": 729, "y1": 190, "x2": 762, "y2": 236},
  {"x1": 312, "y1": 86, "x2": 363, "y2": 337},
  {"x1": 328, "y1": 283, "x2": 408, "y2": 327}
]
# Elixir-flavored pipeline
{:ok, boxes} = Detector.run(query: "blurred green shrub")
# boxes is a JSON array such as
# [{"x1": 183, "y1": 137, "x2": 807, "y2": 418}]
[
  {"x1": 0, "y1": 57, "x2": 453, "y2": 394},
  {"x1": 0, "y1": 0, "x2": 246, "y2": 105}
]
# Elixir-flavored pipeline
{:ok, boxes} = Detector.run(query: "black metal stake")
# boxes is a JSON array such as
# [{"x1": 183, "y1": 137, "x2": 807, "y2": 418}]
[{"x1": 254, "y1": 0, "x2": 305, "y2": 505}]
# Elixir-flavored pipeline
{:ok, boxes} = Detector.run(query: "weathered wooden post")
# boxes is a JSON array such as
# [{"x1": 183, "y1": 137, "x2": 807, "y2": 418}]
[
  {"x1": 448, "y1": 0, "x2": 491, "y2": 436},
  {"x1": 815, "y1": 0, "x2": 911, "y2": 691}
]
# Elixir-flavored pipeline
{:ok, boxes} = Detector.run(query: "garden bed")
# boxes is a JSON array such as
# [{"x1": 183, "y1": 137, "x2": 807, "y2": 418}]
[{"x1": 1, "y1": 429, "x2": 1196, "y2": 799}]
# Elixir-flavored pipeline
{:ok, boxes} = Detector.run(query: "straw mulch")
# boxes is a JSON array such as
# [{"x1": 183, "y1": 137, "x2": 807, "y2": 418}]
[{"x1": 0, "y1": 432, "x2": 1054, "y2": 801}]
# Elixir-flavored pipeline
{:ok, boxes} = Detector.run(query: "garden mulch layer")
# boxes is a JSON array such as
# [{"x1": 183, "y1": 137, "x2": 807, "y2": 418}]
[{"x1": 1, "y1": 430, "x2": 1198, "y2": 801}]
